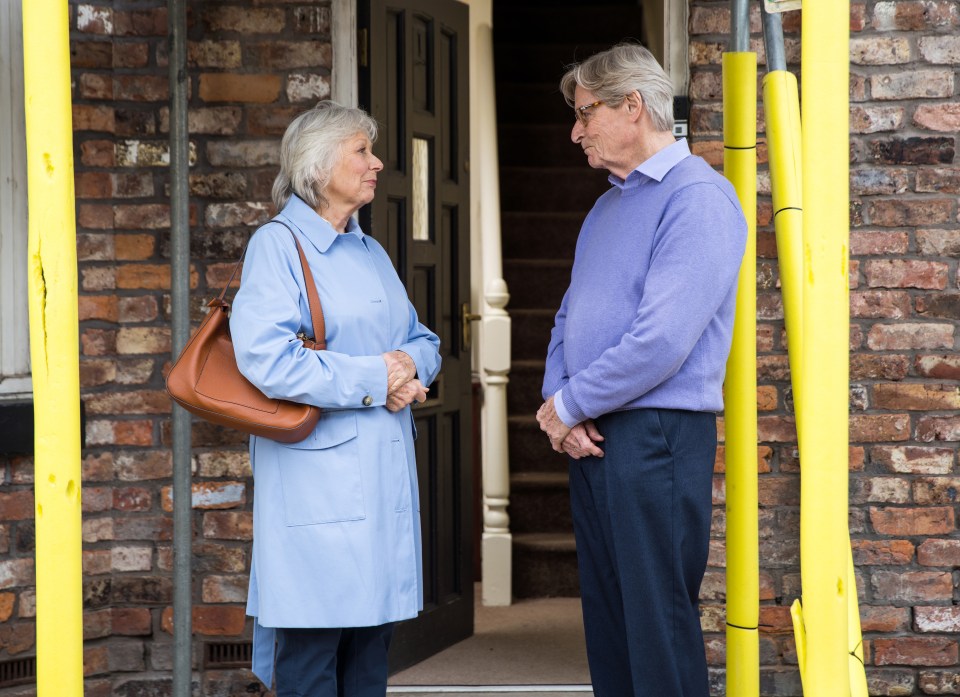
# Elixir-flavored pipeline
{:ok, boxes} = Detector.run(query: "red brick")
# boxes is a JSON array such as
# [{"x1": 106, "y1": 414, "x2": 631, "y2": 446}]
[
  {"x1": 851, "y1": 476, "x2": 910, "y2": 504},
  {"x1": 118, "y1": 296, "x2": 159, "y2": 323},
  {"x1": 201, "y1": 575, "x2": 248, "y2": 604},
  {"x1": 114, "y1": 203, "x2": 171, "y2": 230},
  {"x1": 873, "y1": 636, "x2": 958, "y2": 666},
  {"x1": 202, "y1": 511, "x2": 253, "y2": 541},
  {"x1": 203, "y1": 6, "x2": 285, "y2": 33},
  {"x1": 849, "y1": 230, "x2": 909, "y2": 256},
  {"x1": 81, "y1": 486, "x2": 113, "y2": 513},
  {"x1": 199, "y1": 74, "x2": 282, "y2": 104},
  {"x1": 850, "y1": 354, "x2": 909, "y2": 381},
  {"x1": 249, "y1": 41, "x2": 331, "y2": 69},
  {"x1": 0, "y1": 491, "x2": 33, "y2": 521},
  {"x1": 114, "y1": 264, "x2": 191, "y2": 290},
  {"x1": 112, "y1": 172, "x2": 154, "y2": 198},
  {"x1": 917, "y1": 539, "x2": 960, "y2": 566},
  {"x1": 112, "y1": 517, "x2": 173, "y2": 542},
  {"x1": 874, "y1": 384, "x2": 960, "y2": 411},
  {"x1": 197, "y1": 451, "x2": 251, "y2": 478},
  {"x1": 73, "y1": 104, "x2": 115, "y2": 132},
  {"x1": 113, "y1": 487, "x2": 152, "y2": 512},
  {"x1": 0, "y1": 559, "x2": 35, "y2": 590},
  {"x1": 865, "y1": 260, "x2": 949, "y2": 290},
  {"x1": 114, "y1": 8, "x2": 167, "y2": 36},
  {"x1": 115, "y1": 234, "x2": 156, "y2": 260},
  {"x1": 114, "y1": 450, "x2": 172, "y2": 481},
  {"x1": 917, "y1": 229, "x2": 960, "y2": 256},
  {"x1": 850, "y1": 290, "x2": 911, "y2": 319},
  {"x1": 872, "y1": 1, "x2": 960, "y2": 30},
  {"x1": 161, "y1": 605, "x2": 247, "y2": 636},
  {"x1": 112, "y1": 607, "x2": 152, "y2": 636},
  {"x1": 915, "y1": 354, "x2": 960, "y2": 379},
  {"x1": 872, "y1": 446, "x2": 955, "y2": 474},
  {"x1": 915, "y1": 606, "x2": 960, "y2": 634},
  {"x1": 83, "y1": 453, "x2": 115, "y2": 482},
  {"x1": 80, "y1": 139, "x2": 115, "y2": 167},
  {"x1": 116, "y1": 327, "x2": 171, "y2": 355},
  {"x1": 851, "y1": 539, "x2": 914, "y2": 565},
  {"x1": 84, "y1": 608, "x2": 113, "y2": 640},
  {"x1": 849, "y1": 414, "x2": 911, "y2": 442},
  {"x1": 849, "y1": 105, "x2": 905, "y2": 134},
  {"x1": 867, "y1": 198, "x2": 953, "y2": 226},
  {"x1": 919, "y1": 670, "x2": 960, "y2": 694},
  {"x1": 72, "y1": 40, "x2": 113, "y2": 68},
  {"x1": 867, "y1": 323, "x2": 954, "y2": 350},
  {"x1": 82, "y1": 267, "x2": 117, "y2": 291},
  {"x1": 0, "y1": 623, "x2": 35, "y2": 654},
  {"x1": 0, "y1": 593, "x2": 13, "y2": 622},
  {"x1": 917, "y1": 415, "x2": 960, "y2": 442},
  {"x1": 79, "y1": 295, "x2": 119, "y2": 322},
  {"x1": 870, "y1": 507, "x2": 955, "y2": 536},
  {"x1": 82, "y1": 517, "x2": 115, "y2": 543},
  {"x1": 757, "y1": 416, "x2": 796, "y2": 443},
  {"x1": 113, "y1": 421, "x2": 154, "y2": 446},
  {"x1": 79, "y1": 203, "x2": 114, "y2": 229},
  {"x1": 916, "y1": 293, "x2": 960, "y2": 320},
  {"x1": 84, "y1": 390, "x2": 171, "y2": 415},
  {"x1": 112, "y1": 42, "x2": 149, "y2": 68},
  {"x1": 161, "y1": 482, "x2": 246, "y2": 512},
  {"x1": 913, "y1": 477, "x2": 960, "y2": 505},
  {"x1": 860, "y1": 605, "x2": 910, "y2": 633},
  {"x1": 79, "y1": 73, "x2": 113, "y2": 100}
]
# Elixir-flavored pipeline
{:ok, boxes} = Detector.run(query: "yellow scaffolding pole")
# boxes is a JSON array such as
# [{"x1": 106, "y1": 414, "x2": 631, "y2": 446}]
[
  {"x1": 722, "y1": 50, "x2": 759, "y2": 697},
  {"x1": 797, "y1": 0, "x2": 852, "y2": 692},
  {"x1": 22, "y1": 1, "x2": 84, "y2": 695},
  {"x1": 765, "y1": 67, "x2": 868, "y2": 697}
]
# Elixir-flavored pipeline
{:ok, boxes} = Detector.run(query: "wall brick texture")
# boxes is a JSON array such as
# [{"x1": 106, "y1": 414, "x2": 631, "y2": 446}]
[
  {"x1": 1, "y1": 1, "x2": 958, "y2": 696},
  {"x1": 690, "y1": 2, "x2": 960, "y2": 694},
  {"x1": 1, "y1": 0, "x2": 330, "y2": 694}
]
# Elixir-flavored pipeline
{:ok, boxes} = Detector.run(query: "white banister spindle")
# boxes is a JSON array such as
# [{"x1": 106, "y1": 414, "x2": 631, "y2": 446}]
[{"x1": 469, "y1": 0, "x2": 512, "y2": 607}]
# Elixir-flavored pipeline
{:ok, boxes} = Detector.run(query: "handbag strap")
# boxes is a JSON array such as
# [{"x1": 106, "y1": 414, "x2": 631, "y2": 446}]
[{"x1": 218, "y1": 218, "x2": 327, "y2": 350}]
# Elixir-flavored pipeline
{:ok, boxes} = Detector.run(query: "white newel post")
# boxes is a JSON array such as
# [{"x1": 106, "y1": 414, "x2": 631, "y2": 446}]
[{"x1": 469, "y1": 0, "x2": 513, "y2": 607}]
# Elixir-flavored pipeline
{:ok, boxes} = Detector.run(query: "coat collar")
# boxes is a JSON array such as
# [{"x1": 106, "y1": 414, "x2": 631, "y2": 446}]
[{"x1": 277, "y1": 194, "x2": 364, "y2": 254}]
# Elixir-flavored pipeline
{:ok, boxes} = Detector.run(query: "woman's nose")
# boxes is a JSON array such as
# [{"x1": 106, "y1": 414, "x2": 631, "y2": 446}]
[{"x1": 372, "y1": 155, "x2": 384, "y2": 171}]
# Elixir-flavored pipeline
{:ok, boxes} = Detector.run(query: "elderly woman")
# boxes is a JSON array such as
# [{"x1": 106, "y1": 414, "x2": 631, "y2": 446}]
[{"x1": 230, "y1": 101, "x2": 441, "y2": 696}]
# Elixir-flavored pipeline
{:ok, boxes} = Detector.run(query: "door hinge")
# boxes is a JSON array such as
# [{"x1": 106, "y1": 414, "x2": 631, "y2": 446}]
[{"x1": 358, "y1": 28, "x2": 369, "y2": 68}]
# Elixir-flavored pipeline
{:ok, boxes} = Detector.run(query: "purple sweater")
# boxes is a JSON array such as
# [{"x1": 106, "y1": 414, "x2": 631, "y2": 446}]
[{"x1": 543, "y1": 139, "x2": 747, "y2": 425}]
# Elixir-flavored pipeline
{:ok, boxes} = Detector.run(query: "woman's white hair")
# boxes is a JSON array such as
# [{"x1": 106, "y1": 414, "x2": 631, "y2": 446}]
[
  {"x1": 560, "y1": 43, "x2": 675, "y2": 132},
  {"x1": 272, "y1": 100, "x2": 379, "y2": 212}
]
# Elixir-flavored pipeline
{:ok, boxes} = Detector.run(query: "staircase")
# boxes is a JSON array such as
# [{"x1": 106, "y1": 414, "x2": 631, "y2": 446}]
[{"x1": 493, "y1": 1, "x2": 647, "y2": 598}]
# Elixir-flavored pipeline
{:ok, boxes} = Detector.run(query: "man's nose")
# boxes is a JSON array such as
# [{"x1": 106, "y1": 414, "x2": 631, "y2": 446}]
[{"x1": 571, "y1": 120, "x2": 583, "y2": 143}]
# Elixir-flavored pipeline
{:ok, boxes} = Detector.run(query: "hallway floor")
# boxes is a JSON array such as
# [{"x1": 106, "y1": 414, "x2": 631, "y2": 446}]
[{"x1": 388, "y1": 587, "x2": 592, "y2": 696}]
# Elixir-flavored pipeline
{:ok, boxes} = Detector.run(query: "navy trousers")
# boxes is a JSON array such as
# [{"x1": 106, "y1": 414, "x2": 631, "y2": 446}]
[
  {"x1": 569, "y1": 408, "x2": 716, "y2": 697},
  {"x1": 275, "y1": 623, "x2": 395, "y2": 697}
]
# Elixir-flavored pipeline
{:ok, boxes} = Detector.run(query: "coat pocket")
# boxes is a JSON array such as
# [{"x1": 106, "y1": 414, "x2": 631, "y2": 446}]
[{"x1": 278, "y1": 411, "x2": 365, "y2": 526}]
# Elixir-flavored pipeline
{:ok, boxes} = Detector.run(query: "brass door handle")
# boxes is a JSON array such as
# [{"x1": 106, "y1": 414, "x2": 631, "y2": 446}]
[{"x1": 461, "y1": 303, "x2": 482, "y2": 350}]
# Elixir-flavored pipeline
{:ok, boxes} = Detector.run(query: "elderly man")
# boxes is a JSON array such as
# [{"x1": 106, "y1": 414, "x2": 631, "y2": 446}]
[{"x1": 536, "y1": 43, "x2": 747, "y2": 696}]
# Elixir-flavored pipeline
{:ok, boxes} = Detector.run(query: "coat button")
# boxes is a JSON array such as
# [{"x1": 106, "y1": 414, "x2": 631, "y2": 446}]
[{"x1": 362, "y1": 395, "x2": 373, "y2": 407}]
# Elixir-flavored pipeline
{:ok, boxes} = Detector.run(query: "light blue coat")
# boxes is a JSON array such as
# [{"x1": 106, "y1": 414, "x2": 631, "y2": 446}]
[{"x1": 229, "y1": 195, "x2": 441, "y2": 686}]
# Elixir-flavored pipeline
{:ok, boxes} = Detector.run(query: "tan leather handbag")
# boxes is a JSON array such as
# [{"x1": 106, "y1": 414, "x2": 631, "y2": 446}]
[{"x1": 165, "y1": 222, "x2": 325, "y2": 443}]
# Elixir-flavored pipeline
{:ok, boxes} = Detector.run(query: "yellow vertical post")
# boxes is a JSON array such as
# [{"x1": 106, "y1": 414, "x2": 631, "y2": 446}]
[
  {"x1": 765, "y1": 66, "x2": 868, "y2": 697},
  {"x1": 722, "y1": 50, "x2": 759, "y2": 697},
  {"x1": 799, "y1": 0, "x2": 851, "y2": 693},
  {"x1": 22, "y1": 1, "x2": 84, "y2": 695}
]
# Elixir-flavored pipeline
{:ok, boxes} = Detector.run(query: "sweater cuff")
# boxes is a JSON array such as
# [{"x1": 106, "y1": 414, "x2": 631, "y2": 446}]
[{"x1": 555, "y1": 388, "x2": 583, "y2": 428}]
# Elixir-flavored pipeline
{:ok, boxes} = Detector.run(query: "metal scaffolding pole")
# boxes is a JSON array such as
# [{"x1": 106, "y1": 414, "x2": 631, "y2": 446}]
[
  {"x1": 167, "y1": 0, "x2": 193, "y2": 694},
  {"x1": 730, "y1": 0, "x2": 750, "y2": 52},
  {"x1": 760, "y1": 5, "x2": 787, "y2": 72}
]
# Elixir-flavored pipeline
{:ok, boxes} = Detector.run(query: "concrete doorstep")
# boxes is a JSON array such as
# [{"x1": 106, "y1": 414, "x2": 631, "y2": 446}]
[{"x1": 388, "y1": 687, "x2": 593, "y2": 696}]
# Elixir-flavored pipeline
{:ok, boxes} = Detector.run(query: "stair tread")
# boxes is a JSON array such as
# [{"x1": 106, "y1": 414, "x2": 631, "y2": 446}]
[
  {"x1": 512, "y1": 471, "x2": 570, "y2": 487},
  {"x1": 514, "y1": 532, "x2": 577, "y2": 552}
]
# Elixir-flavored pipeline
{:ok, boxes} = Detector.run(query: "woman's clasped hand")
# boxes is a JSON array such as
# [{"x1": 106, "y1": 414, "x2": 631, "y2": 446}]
[{"x1": 382, "y1": 349, "x2": 428, "y2": 412}]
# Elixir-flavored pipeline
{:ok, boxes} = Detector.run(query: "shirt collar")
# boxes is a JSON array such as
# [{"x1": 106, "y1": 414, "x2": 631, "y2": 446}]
[
  {"x1": 278, "y1": 194, "x2": 365, "y2": 253},
  {"x1": 608, "y1": 138, "x2": 691, "y2": 189}
]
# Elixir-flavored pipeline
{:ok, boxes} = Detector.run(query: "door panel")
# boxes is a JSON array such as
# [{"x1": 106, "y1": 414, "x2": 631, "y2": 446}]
[{"x1": 359, "y1": 0, "x2": 473, "y2": 672}]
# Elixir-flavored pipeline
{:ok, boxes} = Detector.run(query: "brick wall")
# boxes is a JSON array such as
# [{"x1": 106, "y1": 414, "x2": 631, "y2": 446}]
[
  {"x1": 1, "y1": 1, "x2": 331, "y2": 694},
  {"x1": 689, "y1": 2, "x2": 960, "y2": 695}
]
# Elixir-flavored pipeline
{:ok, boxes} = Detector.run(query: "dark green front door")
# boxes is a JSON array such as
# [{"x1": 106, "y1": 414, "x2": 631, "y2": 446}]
[{"x1": 359, "y1": 0, "x2": 473, "y2": 672}]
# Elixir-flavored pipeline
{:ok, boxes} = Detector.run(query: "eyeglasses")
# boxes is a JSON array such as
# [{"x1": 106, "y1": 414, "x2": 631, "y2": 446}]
[{"x1": 574, "y1": 100, "x2": 604, "y2": 126}]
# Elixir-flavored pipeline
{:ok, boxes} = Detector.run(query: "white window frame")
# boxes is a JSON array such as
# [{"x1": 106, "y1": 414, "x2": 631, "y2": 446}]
[{"x1": 0, "y1": 0, "x2": 32, "y2": 399}]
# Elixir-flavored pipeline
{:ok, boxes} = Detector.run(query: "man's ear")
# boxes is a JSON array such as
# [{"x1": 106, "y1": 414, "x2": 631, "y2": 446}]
[{"x1": 624, "y1": 90, "x2": 644, "y2": 121}]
